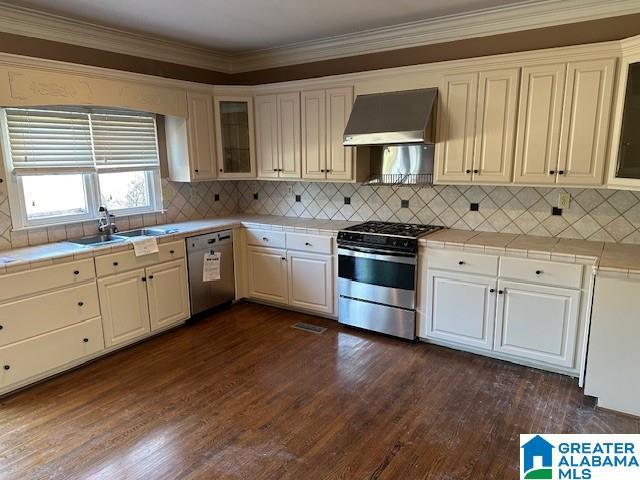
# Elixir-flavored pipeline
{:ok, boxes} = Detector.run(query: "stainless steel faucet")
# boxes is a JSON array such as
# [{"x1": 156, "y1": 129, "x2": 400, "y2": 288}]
[{"x1": 98, "y1": 206, "x2": 117, "y2": 235}]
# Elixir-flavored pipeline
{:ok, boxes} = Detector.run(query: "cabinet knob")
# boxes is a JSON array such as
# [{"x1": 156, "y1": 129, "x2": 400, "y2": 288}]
[
  {"x1": 83, "y1": 338, "x2": 89, "y2": 343},
  {"x1": 490, "y1": 288, "x2": 495, "y2": 293},
  {"x1": 141, "y1": 277, "x2": 147, "y2": 282},
  {"x1": 535, "y1": 270, "x2": 543, "y2": 275},
  {"x1": 3, "y1": 365, "x2": 9, "y2": 370},
  {"x1": 458, "y1": 261, "x2": 465, "y2": 265},
  {"x1": 170, "y1": 250, "x2": 175, "y2": 254},
  {"x1": 473, "y1": 169, "x2": 479, "y2": 174},
  {"x1": 219, "y1": 169, "x2": 223, "y2": 172},
  {"x1": 549, "y1": 170, "x2": 555, "y2": 175},
  {"x1": 113, "y1": 261, "x2": 119, "y2": 266},
  {"x1": 148, "y1": 275, "x2": 154, "y2": 280},
  {"x1": 195, "y1": 169, "x2": 199, "y2": 173},
  {"x1": 281, "y1": 257, "x2": 286, "y2": 261},
  {"x1": 498, "y1": 290, "x2": 504, "y2": 295},
  {"x1": 466, "y1": 169, "x2": 471, "y2": 174},
  {"x1": 78, "y1": 301, "x2": 84, "y2": 306},
  {"x1": 73, "y1": 270, "x2": 80, "y2": 275},
  {"x1": 262, "y1": 237, "x2": 269, "y2": 241},
  {"x1": 273, "y1": 169, "x2": 278, "y2": 172},
  {"x1": 305, "y1": 242, "x2": 311, "y2": 246},
  {"x1": 0, "y1": 325, "x2": 3, "y2": 330},
  {"x1": 558, "y1": 170, "x2": 565, "y2": 175}
]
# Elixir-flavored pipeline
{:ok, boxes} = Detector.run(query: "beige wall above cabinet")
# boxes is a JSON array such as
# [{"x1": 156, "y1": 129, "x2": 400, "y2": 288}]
[
  {"x1": 255, "y1": 93, "x2": 301, "y2": 179},
  {"x1": 514, "y1": 59, "x2": 616, "y2": 187},
  {"x1": 214, "y1": 96, "x2": 257, "y2": 179},
  {"x1": 166, "y1": 91, "x2": 217, "y2": 182},
  {"x1": 436, "y1": 68, "x2": 519, "y2": 184}
]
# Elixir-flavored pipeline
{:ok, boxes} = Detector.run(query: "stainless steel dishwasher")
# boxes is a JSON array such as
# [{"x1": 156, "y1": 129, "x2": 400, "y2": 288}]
[{"x1": 186, "y1": 230, "x2": 235, "y2": 315}]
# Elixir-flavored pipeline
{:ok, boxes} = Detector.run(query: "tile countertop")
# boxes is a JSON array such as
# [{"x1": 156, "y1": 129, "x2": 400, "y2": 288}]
[
  {"x1": 0, "y1": 215, "x2": 360, "y2": 273},
  {"x1": 1, "y1": 218, "x2": 639, "y2": 277},
  {"x1": 420, "y1": 229, "x2": 640, "y2": 277}
]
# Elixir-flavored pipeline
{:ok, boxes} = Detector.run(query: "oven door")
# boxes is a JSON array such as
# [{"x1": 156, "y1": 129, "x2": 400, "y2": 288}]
[{"x1": 337, "y1": 246, "x2": 416, "y2": 310}]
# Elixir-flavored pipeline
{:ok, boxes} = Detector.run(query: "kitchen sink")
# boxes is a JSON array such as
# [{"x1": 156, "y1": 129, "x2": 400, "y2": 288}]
[
  {"x1": 118, "y1": 227, "x2": 180, "y2": 237},
  {"x1": 67, "y1": 234, "x2": 128, "y2": 246}
]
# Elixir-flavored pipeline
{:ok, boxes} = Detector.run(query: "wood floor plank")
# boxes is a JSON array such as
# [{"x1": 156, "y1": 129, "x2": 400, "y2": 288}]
[{"x1": 0, "y1": 302, "x2": 637, "y2": 479}]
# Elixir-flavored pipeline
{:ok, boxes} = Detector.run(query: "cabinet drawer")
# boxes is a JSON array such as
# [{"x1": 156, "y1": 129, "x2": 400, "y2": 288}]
[
  {"x1": 246, "y1": 229, "x2": 286, "y2": 249},
  {"x1": 427, "y1": 249, "x2": 498, "y2": 276},
  {"x1": 0, "y1": 283, "x2": 100, "y2": 347},
  {"x1": 95, "y1": 240, "x2": 186, "y2": 277},
  {"x1": 0, "y1": 259, "x2": 95, "y2": 302},
  {"x1": 286, "y1": 232, "x2": 333, "y2": 254},
  {"x1": 499, "y1": 257, "x2": 583, "y2": 289},
  {"x1": 0, "y1": 317, "x2": 104, "y2": 389}
]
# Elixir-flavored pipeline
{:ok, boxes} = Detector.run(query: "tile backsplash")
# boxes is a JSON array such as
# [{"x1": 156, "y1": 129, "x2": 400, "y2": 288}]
[
  {"x1": 237, "y1": 181, "x2": 640, "y2": 244},
  {"x1": 3, "y1": 175, "x2": 640, "y2": 251}
]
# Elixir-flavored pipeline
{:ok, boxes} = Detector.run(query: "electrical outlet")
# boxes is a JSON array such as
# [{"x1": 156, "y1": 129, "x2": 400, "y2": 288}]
[{"x1": 558, "y1": 193, "x2": 571, "y2": 209}]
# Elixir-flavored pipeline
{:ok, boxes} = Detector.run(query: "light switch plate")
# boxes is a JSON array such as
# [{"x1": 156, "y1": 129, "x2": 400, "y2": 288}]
[{"x1": 558, "y1": 193, "x2": 571, "y2": 209}]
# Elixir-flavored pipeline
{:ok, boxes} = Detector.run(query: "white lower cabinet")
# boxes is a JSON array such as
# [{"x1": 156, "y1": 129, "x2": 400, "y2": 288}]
[
  {"x1": 245, "y1": 233, "x2": 335, "y2": 315},
  {"x1": 146, "y1": 259, "x2": 190, "y2": 332},
  {"x1": 287, "y1": 251, "x2": 333, "y2": 314},
  {"x1": 425, "y1": 270, "x2": 496, "y2": 351},
  {"x1": 0, "y1": 317, "x2": 104, "y2": 389},
  {"x1": 98, "y1": 269, "x2": 151, "y2": 348},
  {"x1": 494, "y1": 280, "x2": 580, "y2": 368},
  {"x1": 97, "y1": 248, "x2": 190, "y2": 348},
  {"x1": 247, "y1": 246, "x2": 288, "y2": 304},
  {"x1": 421, "y1": 248, "x2": 587, "y2": 375}
]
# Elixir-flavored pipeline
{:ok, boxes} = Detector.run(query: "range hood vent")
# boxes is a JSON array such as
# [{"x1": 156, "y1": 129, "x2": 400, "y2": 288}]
[{"x1": 343, "y1": 88, "x2": 437, "y2": 146}]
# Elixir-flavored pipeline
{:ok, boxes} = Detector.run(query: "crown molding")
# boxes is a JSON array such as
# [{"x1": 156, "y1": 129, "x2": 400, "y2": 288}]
[
  {"x1": 0, "y1": 2, "x2": 235, "y2": 72},
  {"x1": 0, "y1": 0, "x2": 638, "y2": 75},
  {"x1": 232, "y1": 0, "x2": 640, "y2": 72}
]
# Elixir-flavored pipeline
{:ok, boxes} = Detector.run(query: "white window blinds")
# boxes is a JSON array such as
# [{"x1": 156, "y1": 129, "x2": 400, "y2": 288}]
[{"x1": 4, "y1": 108, "x2": 160, "y2": 175}]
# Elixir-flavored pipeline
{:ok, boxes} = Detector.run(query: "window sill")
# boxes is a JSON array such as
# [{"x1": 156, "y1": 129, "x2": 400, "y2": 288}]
[{"x1": 11, "y1": 209, "x2": 167, "y2": 233}]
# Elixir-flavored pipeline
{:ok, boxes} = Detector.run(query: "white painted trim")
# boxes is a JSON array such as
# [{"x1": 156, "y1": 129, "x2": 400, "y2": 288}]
[
  {"x1": 0, "y1": 0, "x2": 637, "y2": 74},
  {"x1": 233, "y1": 0, "x2": 640, "y2": 72},
  {"x1": 0, "y1": 2, "x2": 234, "y2": 73}
]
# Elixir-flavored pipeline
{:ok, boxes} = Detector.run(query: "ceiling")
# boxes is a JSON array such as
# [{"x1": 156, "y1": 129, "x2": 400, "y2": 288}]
[{"x1": 5, "y1": 0, "x2": 530, "y2": 52}]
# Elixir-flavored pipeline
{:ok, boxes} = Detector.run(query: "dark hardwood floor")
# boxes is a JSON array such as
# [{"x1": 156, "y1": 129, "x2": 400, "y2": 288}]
[{"x1": 0, "y1": 302, "x2": 637, "y2": 480}]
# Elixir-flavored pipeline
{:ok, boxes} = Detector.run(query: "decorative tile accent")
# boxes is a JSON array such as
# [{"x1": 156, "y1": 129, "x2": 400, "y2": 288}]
[{"x1": 236, "y1": 182, "x2": 640, "y2": 245}]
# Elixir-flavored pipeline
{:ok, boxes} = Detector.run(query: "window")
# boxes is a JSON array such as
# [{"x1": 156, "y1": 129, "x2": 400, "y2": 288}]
[{"x1": 1, "y1": 107, "x2": 162, "y2": 228}]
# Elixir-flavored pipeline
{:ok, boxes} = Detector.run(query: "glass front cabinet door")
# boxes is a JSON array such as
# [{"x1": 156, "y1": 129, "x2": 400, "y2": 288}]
[
  {"x1": 214, "y1": 96, "x2": 257, "y2": 178},
  {"x1": 613, "y1": 61, "x2": 640, "y2": 182}
]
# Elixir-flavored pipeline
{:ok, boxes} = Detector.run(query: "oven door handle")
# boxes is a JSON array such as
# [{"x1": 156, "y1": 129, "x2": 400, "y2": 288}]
[{"x1": 337, "y1": 247, "x2": 417, "y2": 264}]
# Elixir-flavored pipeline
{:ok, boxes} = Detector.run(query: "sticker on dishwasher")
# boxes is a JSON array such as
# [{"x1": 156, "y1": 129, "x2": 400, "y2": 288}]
[{"x1": 203, "y1": 251, "x2": 221, "y2": 282}]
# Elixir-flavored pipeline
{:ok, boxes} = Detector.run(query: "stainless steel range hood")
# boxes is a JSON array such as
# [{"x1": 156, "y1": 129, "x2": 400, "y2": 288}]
[{"x1": 343, "y1": 88, "x2": 437, "y2": 146}]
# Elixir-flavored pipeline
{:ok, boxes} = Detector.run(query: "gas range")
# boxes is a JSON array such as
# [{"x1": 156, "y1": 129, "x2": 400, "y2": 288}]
[
  {"x1": 336, "y1": 221, "x2": 443, "y2": 340},
  {"x1": 337, "y1": 221, "x2": 443, "y2": 254}
]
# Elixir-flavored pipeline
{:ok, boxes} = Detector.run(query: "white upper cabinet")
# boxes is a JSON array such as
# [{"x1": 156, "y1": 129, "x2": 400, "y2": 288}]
[
  {"x1": 300, "y1": 86, "x2": 354, "y2": 181},
  {"x1": 472, "y1": 68, "x2": 520, "y2": 184},
  {"x1": 437, "y1": 69, "x2": 518, "y2": 184},
  {"x1": 513, "y1": 63, "x2": 566, "y2": 185},
  {"x1": 514, "y1": 59, "x2": 615, "y2": 186},
  {"x1": 166, "y1": 91, "x2": 217, "y2": 182},
  {"x1": 325, "y1": 87, "x2": 354, "y2": 181},
  {"x1": 255, "y1": 94, "x2": 280, "y2": 178},
  {"x1": 277, "y1": 92, "x2": 302, "y2": 178},
  {"x1": 255, "y1": 92, "x2": 301, "y2": 179},
  {"x1": 214, "y1": 96, "x2": 257, "y2": 178},
  {"x1": 436, "y1": 72, "x2": 478, "y2": 183},
  {"x1": 301, "y1": 90, "x2": 327, "y2": 180},
  {"x1": 558, "y1": 59, "x2": 616, "y2": 186}
]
